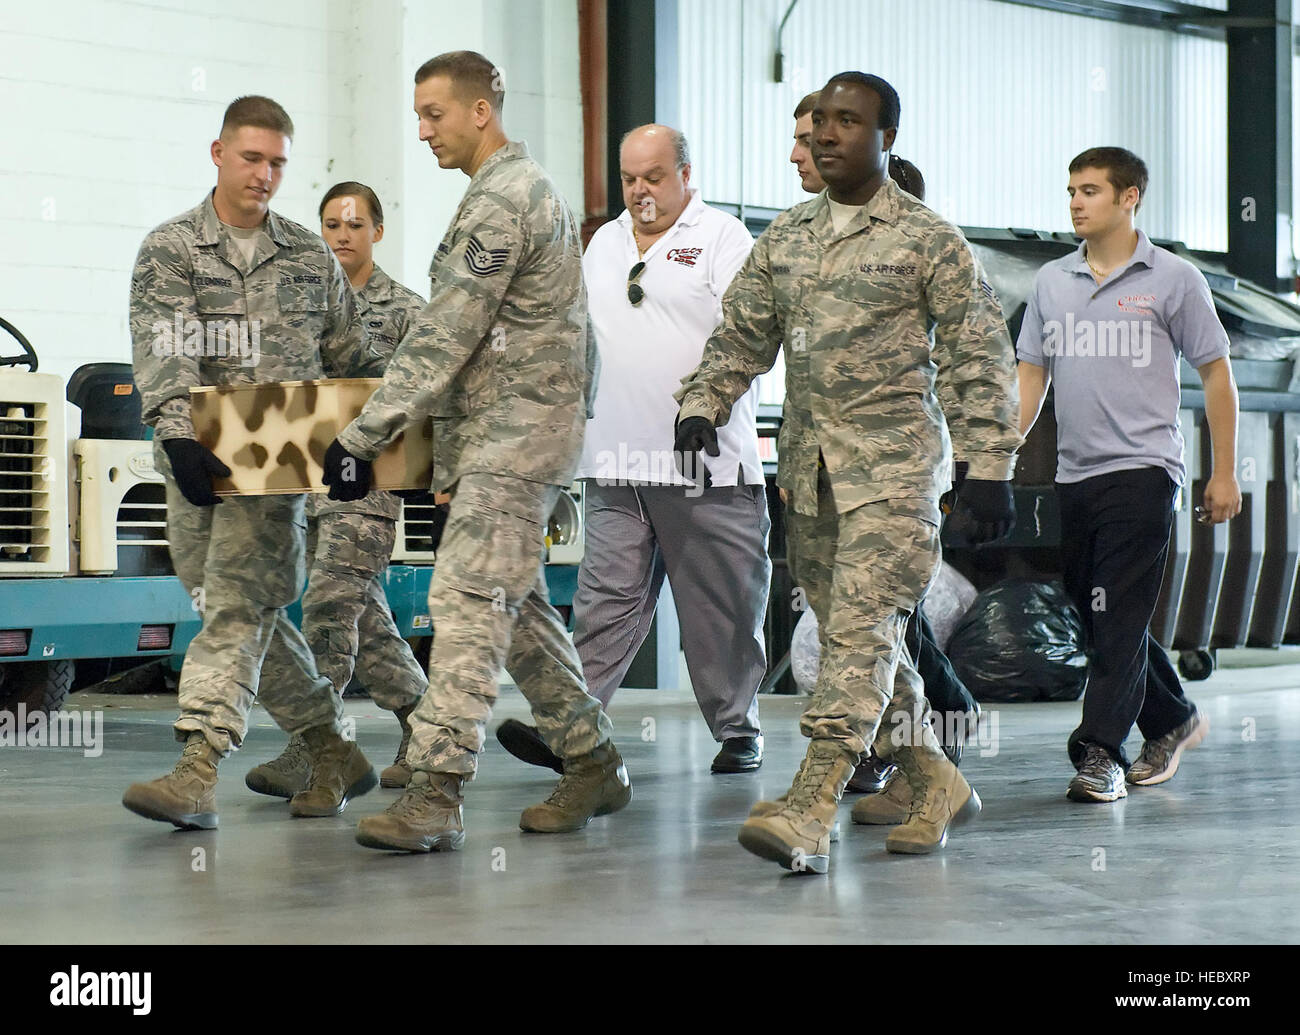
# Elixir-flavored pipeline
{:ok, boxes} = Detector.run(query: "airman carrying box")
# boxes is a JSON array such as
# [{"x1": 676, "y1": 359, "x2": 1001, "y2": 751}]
[{"x1": 190, "y1": 378, "x2": 433, "y2": 495}]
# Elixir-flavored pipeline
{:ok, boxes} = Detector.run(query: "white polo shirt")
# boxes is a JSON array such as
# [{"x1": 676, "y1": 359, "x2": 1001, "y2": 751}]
[{"x1": 577, "y1": 189, "x2": 764, "y2": 487}]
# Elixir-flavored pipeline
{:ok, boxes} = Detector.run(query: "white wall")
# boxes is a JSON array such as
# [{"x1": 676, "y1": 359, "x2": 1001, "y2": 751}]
[
  {"x1": 0, "y1": 0, "x2": 584, "y2": 390},
  {"x1": 676, "y1": 0, "x2": 1229, "y2": 251}
]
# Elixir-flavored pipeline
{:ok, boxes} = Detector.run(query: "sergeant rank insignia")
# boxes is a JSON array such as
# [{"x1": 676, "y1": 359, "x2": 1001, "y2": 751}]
[{"x1": 465, "y1": 234, "x2": 511, "y2": 277}]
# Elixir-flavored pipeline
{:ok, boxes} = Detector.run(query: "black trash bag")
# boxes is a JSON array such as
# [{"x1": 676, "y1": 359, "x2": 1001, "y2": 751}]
[{"x1": 946, "y1": 578, "x2": 1088, "y2": 703}]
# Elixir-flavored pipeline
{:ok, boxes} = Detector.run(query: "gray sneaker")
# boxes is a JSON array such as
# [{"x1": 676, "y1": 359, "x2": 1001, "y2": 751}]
[
  {"x1": 1067, "y1": 744, "x2": 1127, "y2": 803},
  {"x1": 1127, "y1": 709, "x2": 1209, "y2": 786}
]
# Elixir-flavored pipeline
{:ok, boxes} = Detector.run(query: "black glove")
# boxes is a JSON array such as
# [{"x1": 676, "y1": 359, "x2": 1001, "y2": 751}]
[
  {"x1": 673, "y1": 416, "x2": 719, "y2": 487},
  {"x1": 322, "y1": 439, "x2": 372, "y2": 502},
  {"x1": 949, "y1": 478, "x2": 1015, "y2": 545},
  {"x1": 427, "y1": 502, "x2": 451, "y2": 553},
  {"x1": 161, "y1": 438, "x2": 230, "y2": 507},
  {"x1": 940, "y1": 460, "x2": 970, "y2": 514}
]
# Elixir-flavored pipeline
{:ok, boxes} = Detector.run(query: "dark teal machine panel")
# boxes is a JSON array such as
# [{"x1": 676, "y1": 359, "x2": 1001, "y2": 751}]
[{"x1": 1, "y1": 562, "x2": 577, "y2": 666}]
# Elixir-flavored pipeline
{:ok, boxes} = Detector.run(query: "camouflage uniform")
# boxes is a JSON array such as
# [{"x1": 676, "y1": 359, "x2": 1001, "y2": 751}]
[
  {"x1": 677, "y1": 178, "x2": 1019, "y2": 757},
  {"x1": 337, "y1": 141, "x2": 611, "y2": 778},
  {"x1": 130, "y1": 191, "x2": 381, "y2": 754},
  {"x1": 297, "y1": 265, "x2": 428, "y2": 710}
]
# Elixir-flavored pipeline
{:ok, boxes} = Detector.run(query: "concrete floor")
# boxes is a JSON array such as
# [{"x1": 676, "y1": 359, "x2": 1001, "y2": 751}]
[{"x1": 2, "y1": 653, "x2": 1298, "y2": 944}]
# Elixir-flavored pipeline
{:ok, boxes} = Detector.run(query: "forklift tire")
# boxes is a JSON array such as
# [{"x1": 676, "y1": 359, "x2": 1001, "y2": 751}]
[
  {"x1": 0, "y1": 659, "x2": 76, "y2": 715},
  {"x1": 1177, "y1": 649, "x2": 1216, "y2": 682},
  {"x1": 92, "y1": 659, "x2": 169, "y2": 695}
]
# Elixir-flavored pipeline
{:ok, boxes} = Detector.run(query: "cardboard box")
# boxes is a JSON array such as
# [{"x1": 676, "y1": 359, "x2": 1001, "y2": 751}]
[{"x1": 190, "y1": 379, "x2": 433, "y2": 495}]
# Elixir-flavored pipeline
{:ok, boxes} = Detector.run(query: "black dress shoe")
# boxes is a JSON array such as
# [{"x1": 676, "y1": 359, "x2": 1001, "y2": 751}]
[
  {"x1": 495, "y1": 720, "x2": 563, "y2": 774},
  {"x1": 844, "y1": 749, "x2": 896, "y2": 794},
  {"x1": 711, "y1": 736, "x2": 763, "y2": 773}
]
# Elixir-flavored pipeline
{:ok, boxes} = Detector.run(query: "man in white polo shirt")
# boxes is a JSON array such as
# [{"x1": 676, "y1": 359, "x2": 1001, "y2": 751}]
[
  {"x1": 497, "y1": 123, "x2": 771, "y2": 774},
  {"x1": 1019, "y1": 146, "x2": 1240, "y2": 804}
]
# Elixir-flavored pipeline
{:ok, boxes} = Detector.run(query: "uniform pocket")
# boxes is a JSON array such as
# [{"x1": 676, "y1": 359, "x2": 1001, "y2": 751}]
[
  {"x1": 191, "y1": 284, "x2": 251, "y2": 366},
  {"x1": 275, "y1": 284, "x2": 329, "y2": 359},
  {"x1": 276, "y1": 284, "x2": 327, "y2": 313},
  {"x1": 458, "y1": 348, "x2": 501, "y2": 413},
  {"x1": 194, "y1": 287, "x2": 248, "y2": 318},
  {"x1": 192, "y1": 260, "x2": 246, "y2": 318},
  {"x1": 431, "y1": 479, "x2": 548, "y2": 605}
]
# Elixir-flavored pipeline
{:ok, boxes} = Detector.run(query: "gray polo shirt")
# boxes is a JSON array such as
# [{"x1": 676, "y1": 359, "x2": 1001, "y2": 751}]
[{"x1": 1016, "y1": 230, "x2": 1229, "y2": 485}]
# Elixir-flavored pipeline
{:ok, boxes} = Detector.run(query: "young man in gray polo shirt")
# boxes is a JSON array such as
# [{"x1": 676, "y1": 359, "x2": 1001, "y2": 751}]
[{"x1": 1018, "y1": 147, "x2": 1241, "y2": 803}]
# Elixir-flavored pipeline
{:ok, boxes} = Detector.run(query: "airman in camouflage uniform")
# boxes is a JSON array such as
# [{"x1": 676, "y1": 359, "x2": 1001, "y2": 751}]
[
  {"x1": 676, "y1": 73, "x2": 1020, "y2": 873},
  {"x1": 323, "y1": 52, "x2": 629, "y2": 854},
  {"x1": 122, "y1": 96, "x2": 383, "y2": 832},
  {"x1": 246, "y1": 261, "x2": 431, "y2": 799}
]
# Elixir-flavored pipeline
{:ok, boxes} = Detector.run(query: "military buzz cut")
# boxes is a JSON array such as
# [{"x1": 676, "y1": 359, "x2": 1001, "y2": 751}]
[
  {"x1": 220, "y1": 95, "x2": 294, "y2": 141},
  {"x1": 823, "y1": 72, "x2": 901, "y2": 131},
  {"x1": 415, "y1": 50, "x2": 505, "y2": 113}
]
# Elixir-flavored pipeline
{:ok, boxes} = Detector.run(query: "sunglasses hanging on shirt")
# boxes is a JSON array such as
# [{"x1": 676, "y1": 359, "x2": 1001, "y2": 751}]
[{"x1": 627, "y1": 261, "x2": 646, "y2": 306}]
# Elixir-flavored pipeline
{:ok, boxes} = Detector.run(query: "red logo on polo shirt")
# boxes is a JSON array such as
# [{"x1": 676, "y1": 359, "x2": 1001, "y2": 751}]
[
  {"x1": 666, "y1": 247, "x2": 703, "y2": 267},
  {"x1": 1118, "y1": 294, "x2": 1156, "y2": 315}
]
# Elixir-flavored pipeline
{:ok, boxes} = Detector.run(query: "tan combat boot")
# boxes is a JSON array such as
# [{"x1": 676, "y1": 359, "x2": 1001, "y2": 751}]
[
  {"x1": 289, "y1": 725, "x2": 378, "y2": 817},
  {"x1": 244, "y1": 733, "x2": 310, "y2": 799},
  {"x1": 122, "y1": 733, "x2": 220, "y2": 830},
  {"x1": 747, "y1": 751, "x2": 808, "y2": 818},
  {"x1": 518, "y1": 740, "x2": 632, "y2": 833},
  {"x1": 355, "y1": 771, "x2": 466, "y2": 852},
  {"x1": 747, "y1": 755, "x2": 841, "y2": 842},
  {"x1": 737, "y1": 740, "x2": 856, "y2": 874},
  {"x1": 380, "y1": 704, "x2": 415, "y2": 789},
  {"x1": 850, "y1": 767, "x2": 913, "y2": 826},
  {"x1": 884, "y1": 729, "x2": 981, "y2": 854}
]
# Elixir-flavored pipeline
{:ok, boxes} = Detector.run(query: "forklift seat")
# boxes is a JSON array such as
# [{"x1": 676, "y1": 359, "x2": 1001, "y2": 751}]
[{"x1": 66, "y1": 363, "x2": 147, "y2": 440}]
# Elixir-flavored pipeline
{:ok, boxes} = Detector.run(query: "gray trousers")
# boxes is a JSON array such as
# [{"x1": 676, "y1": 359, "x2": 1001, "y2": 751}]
[{"x1": 572, "y1": 482, "x2": 771, "y2": 741}]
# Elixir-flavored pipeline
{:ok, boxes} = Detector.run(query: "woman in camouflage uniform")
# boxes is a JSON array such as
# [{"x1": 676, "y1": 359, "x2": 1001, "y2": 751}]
[{"x1": 245, "y1": 183, "x2": 434, "y2": 798}]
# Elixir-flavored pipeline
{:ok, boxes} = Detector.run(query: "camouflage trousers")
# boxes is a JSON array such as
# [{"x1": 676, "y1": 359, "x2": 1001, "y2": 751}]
[
  {"x1": 157, "y1": 440, "x2": 342, "y2": 756},
  {"x1": 297, "y1": 511, "x2": 427, "y2": 712},
  {"x1": 407, "y1": 473, "x2": 613, "y2": 778},
  {"x1": 785, "y1": 465, "x2": 941, "y2": 757}
]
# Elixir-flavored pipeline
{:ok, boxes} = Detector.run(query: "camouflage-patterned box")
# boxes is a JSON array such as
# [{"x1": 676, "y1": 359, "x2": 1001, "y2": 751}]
[{"x1": 190, "y1": 379, "x2": 433, "y2": 495}]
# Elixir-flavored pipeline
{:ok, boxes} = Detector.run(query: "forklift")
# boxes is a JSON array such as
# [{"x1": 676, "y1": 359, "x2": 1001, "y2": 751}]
[{"x1": 0, "y1": 316, "x2": 587, "y2": 715}]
